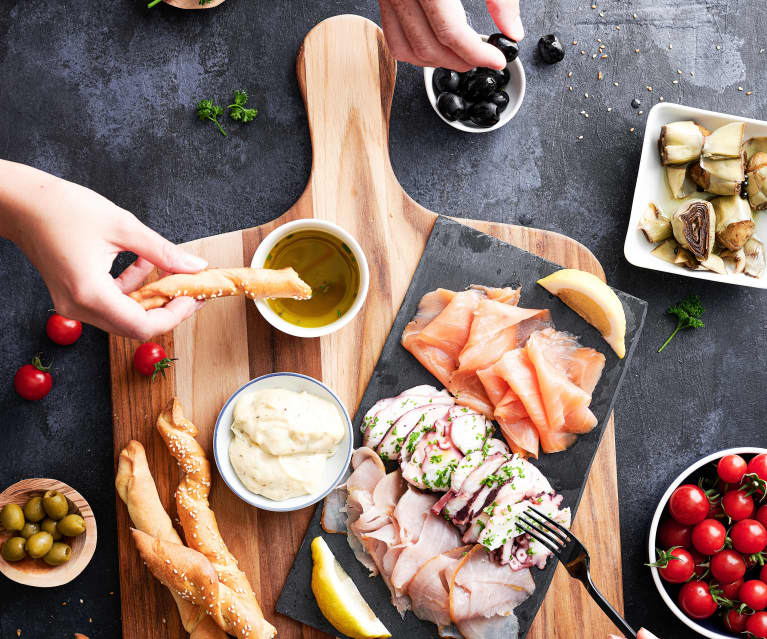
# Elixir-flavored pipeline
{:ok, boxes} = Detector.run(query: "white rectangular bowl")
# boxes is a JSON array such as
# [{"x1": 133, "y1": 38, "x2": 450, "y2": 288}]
[{"x1": 624, "y1": 101, "x2": 767, "y2": 289}]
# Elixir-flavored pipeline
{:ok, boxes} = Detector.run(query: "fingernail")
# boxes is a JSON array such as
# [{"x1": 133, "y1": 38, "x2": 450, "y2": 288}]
[{"x1": 180, "y1": 253, "x2": 208, "y2": 271}]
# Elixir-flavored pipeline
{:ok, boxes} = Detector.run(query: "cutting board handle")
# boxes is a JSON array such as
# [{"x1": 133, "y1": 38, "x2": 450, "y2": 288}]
[{"x1": 296, "y1": 15, "x2": 399, "y2": 219}]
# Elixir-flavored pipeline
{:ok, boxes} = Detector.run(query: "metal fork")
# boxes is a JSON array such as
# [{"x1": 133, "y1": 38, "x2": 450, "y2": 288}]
[{"x1": 517, "y1": 507, "x2": 637, "y2": 639}]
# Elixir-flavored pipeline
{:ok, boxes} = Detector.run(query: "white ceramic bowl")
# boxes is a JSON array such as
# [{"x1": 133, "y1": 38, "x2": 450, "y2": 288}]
[
  {"x1": 423, "y1": 35, "x2": 525, "y2": 133},
  {"x1": 212, "y1": 372, "x2": 354, "y2": 512},
  {"x1": 648, "y1": 447, "x2": 767, "y2": 638},
  {"x1": 625, "y1": 102, "x2": 767, "y2": 289},
  {"x1": 250, "y1": 219, "x2": 370, "y2": 337}
]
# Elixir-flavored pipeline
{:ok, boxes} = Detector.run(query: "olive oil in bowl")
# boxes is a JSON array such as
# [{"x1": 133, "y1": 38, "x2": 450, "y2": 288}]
[{"x1": 263, "y1": 230, "x2": 360, "y2": 328}]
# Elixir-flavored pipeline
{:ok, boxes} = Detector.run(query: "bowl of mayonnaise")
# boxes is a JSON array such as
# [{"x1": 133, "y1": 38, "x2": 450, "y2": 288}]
[{"x1": 213, "y1": 372, "x2": 354, "y2": 512}]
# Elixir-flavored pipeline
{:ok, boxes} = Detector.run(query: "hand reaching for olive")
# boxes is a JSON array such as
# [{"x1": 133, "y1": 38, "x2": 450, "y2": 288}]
[
  {"x1": 0, "y1": 160, "x2": 207, "y2": 340},
  {"x1": 378, "y1": 0, "x2": 524, "y2": 71}
]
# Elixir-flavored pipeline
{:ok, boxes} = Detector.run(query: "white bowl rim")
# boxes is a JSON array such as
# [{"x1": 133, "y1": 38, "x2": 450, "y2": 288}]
[
  {"x1": 648, "y1": 447, "x2": 767, "y2": 639},
  {"x1": 212, "y1": 371, "x2": 354, "y2": 512},
  {"x1": 423, "y1": 37, "x2": 526, "y2": 133},
  {"x1": 250, "y1": 219, "x2": 370, "y2": 338}
]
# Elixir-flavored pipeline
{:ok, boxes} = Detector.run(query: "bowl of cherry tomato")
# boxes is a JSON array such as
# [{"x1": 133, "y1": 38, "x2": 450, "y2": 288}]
[{"x1": 649, "y1": 448, "x2": 767, "y2": 639}]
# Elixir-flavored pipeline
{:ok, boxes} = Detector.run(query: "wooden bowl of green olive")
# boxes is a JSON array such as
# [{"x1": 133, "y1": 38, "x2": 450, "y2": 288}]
[{"x1": 0, "y1": 479, "x2": 97, "y2": 587}]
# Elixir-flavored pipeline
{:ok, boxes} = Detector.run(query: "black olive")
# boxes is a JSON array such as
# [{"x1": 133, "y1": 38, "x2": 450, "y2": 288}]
[
  {"x1": 631, "y1": 98, "x2": 641, "y2": 109},
  {"x1": 487, "y1": 33, "x2": 520, "y2": 62},
  {"x1": 741, "y1": 178, "x2": 749, "y2": 198},
  {"x1": 464, "y1": 74, "x2": 498, "y2": 101},
  {"x1": 432, "y1": 68, "x2": 461, "y2": 95},
  {"x1": 489, "y1": 91, "x2": 510, "y2": 113},
  {"x1": 537, "y1": 34, "x2": 565, "y2": 64},
  {"x1": 475, "y1": 66, "x2": 505, "y2": 86},
  {"x1": 468, "y1": 102, "x2": 500, "y2": 127},
  {"x1": 501, "y1": 66, "x2": 511, "y2": 87},
  {"x1": 436, "y1": 92, "x2": 468, "y2": 122}
]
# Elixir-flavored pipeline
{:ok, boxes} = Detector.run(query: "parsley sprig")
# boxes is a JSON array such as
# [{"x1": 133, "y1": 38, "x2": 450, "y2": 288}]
[
  {"x1": 658, "y1": 294, "x2": 705, "y2": 353},
  {"x1": 196, "y1": 99, "x2": 227, "y2": 137},
  {"x1": 228, "y1": 90, "x2": 258, "y2": 123}
]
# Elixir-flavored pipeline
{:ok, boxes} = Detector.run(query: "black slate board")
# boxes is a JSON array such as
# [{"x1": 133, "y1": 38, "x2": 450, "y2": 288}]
[{"x1": 277, "y1": 216, "x2": 648, "y2": 638}]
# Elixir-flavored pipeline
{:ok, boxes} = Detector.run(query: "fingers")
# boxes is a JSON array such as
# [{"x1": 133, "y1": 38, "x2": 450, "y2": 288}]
[
  {"x1": 380, "y1": 0, "x2": 418, "y2": 64},
  {"x1": 114, "y1": 257, "x2": 155, "y2": 294},
  {"x1": 388, "y1": 0, "x2": 475, "y2": 71},
  {"x1": 486, "y1": 0, "x2": 525, "y2": 41},
  {"x1": 420, "y1": 0, "x2": 507, "y2": 69},
  {"x1": 118, "y1": 213, "x2": 208, "y2": 274}
]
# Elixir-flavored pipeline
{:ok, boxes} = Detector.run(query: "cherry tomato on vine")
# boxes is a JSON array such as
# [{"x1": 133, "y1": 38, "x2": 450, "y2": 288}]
[
  {"x1": 749, "y1": 611, "x2": 767, "y2": 638},
  {"x1": 46, "y1": 313, "x2": 82, "y2": 345},
  {"x1": 718, "y1": 454, "x2": 748, "y2": 485},
  {"x1": 658, "y1": 518, "x2": 692, "y2": 549},
  {"x1": 757, "y1": 505, "x2": 767, "y2": 530},
  {"x1": 722, "y1": 488, "x2": 755, "y2": 521},
  {"x1": 13, "y1": 356, "x2": 52, "y2": 400},
  {"x1": 648, "y1": 547, "x2": 695, "y2": 584},
  {"x1": 720, "y1": 578, "x2": 743, "y2": 601},
  {"x1": 691, "y1": 519, "x2": 727, "y2": 555},
  {"x1": 669, "y1": 484, "x2": 710, "y2": 526},
  {"x1": 678, "y1": 581, "x2": 717, "y2": 619},
  {"x1": 689, "y1": 548, "x2": 709, "y2": 578},
  {"x1": 749, "y1": 455, "x2": 767, "y2": 482},
  {"x1": 731, "y1": 519, "x2": 767, "y2": 555},
  {"x1": 761, "y1": 564, "x2": 767, "y2": 583},
  {"x1": 723, "y1": 607, "x2": 748, "y2": 633},
  {"x1": 740, "y1": 580, "x2": 767, "y2": 611},
  {"x1": 711, "y1": 550, "x2": 747, "y2": 584},
  {"x1": 133, "y1": 343, "x2": 176, "y2": 380}
]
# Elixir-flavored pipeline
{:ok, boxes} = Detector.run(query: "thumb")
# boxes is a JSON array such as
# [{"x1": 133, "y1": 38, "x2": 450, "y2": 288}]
[
  {"x1": 486, "y1": 0, "x2": 525, "y2": 42},
  {"x1": 120, "y1": 215, "x2": 208, "y2": 274}
]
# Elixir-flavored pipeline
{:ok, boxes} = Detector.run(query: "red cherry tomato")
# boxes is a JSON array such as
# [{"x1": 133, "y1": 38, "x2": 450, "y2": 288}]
[
  {"x1": 691, "y1": 519, "x2": 727, "y2": 555},
  {"x1": 718, "y1": 454, "x2": 748, "y2": 484},
  {"x1": 749, "y1": 455, "x2": 767, "y2": 481},
  {"x1": 731, "y1": 519, "x2": 767, "y2": 555},
  {"x1": 669, "y1": 484, "x2": 710, "y2": 526},
  {"x1": 740, "y1": 580, "x2": 767, "y2": 611},
  {"x1": 689, "y1": 548, "x2": 708, "y2": 577},
  {"x1": 761, "y1": 564, "x2": 767, "y2": 583},
  {"x1": 678, "y1": 581, "x2": 718, "y2": 619},
  {"x1": 45, "y1": 313, "x2": 82, "y2": 346},
  {"x1": 13, "y1": 356, "x2": 52, "y2": 400},
  {"x1": 723, "y1": 607, "x2": 749, "y2": 633},
  {"x1": 658, "y1": 518, "x2": 692, "y2": 549},
  {"x1": 749, "y1": 611, "x2": 767, "y2": 638},
  {"x1": 722, "y1": 488, "x2": 755, "y2": 521},
  {"x1": 133, "y1": 343, "x2": 176, "y2": 380},
  {"x1": 757, "y1": 505, "x2": 767, "y2": 529},
  {"x1": 720, "y1": 578, "x2": 744, "y2": 600},
  {"x1": 651, "y1": 547, "x2": 695, "y2": 584},
  {"x1": 711, "y1": 550, "x2": 747, "y2": 584}
]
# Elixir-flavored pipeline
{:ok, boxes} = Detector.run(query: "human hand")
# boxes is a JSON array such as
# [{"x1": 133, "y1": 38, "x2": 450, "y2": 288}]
[
  {"x1": 379, "y1": 0, "x2": 523, "y2": 71},
  {"x1": 0, "y1": 161, "x2": 207, "y2": 340},
  {"x1": 609, "y1": 629, "x2": 660, "y2": 639}
]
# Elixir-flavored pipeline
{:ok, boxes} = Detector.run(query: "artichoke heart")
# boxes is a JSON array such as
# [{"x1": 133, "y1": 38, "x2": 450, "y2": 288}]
[
  {"x1": 744, "y1": 237, "x2": 766, "y2": 279},
  {"x1": 697, "y1": 253, "x2": 727, "y2": 275},
  {"x1": 712, "y1": 195, "x2": 755, "y2": 251},
  {"x1": 747, "y1": 152, "x2": 767, "y2": 211},
  {"x1": 638, "y1": 202, "x2": 672, "y2": 243},
  {"x1": 744, "y1": 137, "x2": 767, "y2": 160},
  {"x1": 720, "y1": 248, "x2": 746, "y2": 274},
  {"x1": 665, "y1": 165, "x2": 697, "y2": 199},
  {"x1": 690, "y1": 155, "x2": 745, "y2": 196},
  {"x1": 659, "y1": 121, "x2": 707, "y2": 165},
  {"x1": 673, "y1": 246, "x2": 698, "y2": 269},
  {"x1": 650, "y1": 238, "x2": 680, "y2": 264},
  {"x1": 702, "y1": 122, "x2": 745, "y2": 159},
  {"x1": 671, "y1": 199, "x2": 715, "y2": 261}
]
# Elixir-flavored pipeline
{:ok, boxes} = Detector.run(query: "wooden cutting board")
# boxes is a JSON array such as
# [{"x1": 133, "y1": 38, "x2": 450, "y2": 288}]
[{"x1": 109, "y1": 14, "x2": 624, "y2": 639}]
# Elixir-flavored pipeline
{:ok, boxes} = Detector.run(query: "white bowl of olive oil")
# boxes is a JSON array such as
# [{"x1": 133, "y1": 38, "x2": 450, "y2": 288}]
[{"x1": 251, "y1": 220, "x2": 369, "y2": 337}]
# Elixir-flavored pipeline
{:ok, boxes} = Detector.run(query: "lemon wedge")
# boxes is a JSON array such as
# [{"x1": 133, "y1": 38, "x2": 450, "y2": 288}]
[
  {"x1": 310, "y1": 537, "x2": 391, "y2": 639},
  {"x1": 537, "y1": 269, "x2": 626, "y2": 358}
]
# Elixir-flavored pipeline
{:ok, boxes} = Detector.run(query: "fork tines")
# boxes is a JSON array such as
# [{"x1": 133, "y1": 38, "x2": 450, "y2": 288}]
[{"x1": 516, "y1": 507, "x2": 571, "y2": 555}]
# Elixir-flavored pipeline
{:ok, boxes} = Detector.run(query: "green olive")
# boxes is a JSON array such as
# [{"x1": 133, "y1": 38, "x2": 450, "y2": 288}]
[
  {"x1": 57, "y1": 513, "x2": 86, "y2": 537},
  {"x1": 1, "y1": 537, "x2": 27, "y2": 562},
  {"x1": 0, "y1": 504, "x2": 25, "y2": 531},
  {"x1": 23, "y1": 496, "x2": 45, "y2": 523},
  {"x1": 25, "y1": 531, "x2": 54, "y2": 558},
  {"x1": 40, "y1": 518, "x2": 62, "y2": 541},
  {"x1": 19, "y1": 522, "x2": 40, "y2": 539},
  {"x1": 43, "y1": 542, "x2": 72, "y2": 566},
  {"x1": 42, "y1": 491, "x2": 69, "y2": 521}
]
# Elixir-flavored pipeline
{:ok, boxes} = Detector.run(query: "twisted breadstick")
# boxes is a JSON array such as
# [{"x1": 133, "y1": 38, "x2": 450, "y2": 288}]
[
  {"x1": 156, "y1": 398, "x2": 276, "y2": 639},
  {"x1": 115, "y1": 440, "x2": 226, "y2": 639},
  {"x1": 131, "y1": 529, "x2": 270, "y2": 639},
  {"x1": 130, "y1": 267, "x2": 312, "y2": 310}
]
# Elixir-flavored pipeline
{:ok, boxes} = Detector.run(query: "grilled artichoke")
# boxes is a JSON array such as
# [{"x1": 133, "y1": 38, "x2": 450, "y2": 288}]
[
  {"x1": 746, "y1": 152, "x2": 767, "y2": 211},
  {"x1": 744, "y1": 237, "x2": 766, "y2": 278},
  {"x1": 712, "y1": 195, "x2": 755, "y2": 251},
  {"x1": 702, "y1": 122, "x2": 744, "y2": 159},
  {"x1": 665, "y1": 165, "x2": 696, "y2": 199},
  {"x1": 659, "y1": 121, "x2": 707, "y2": 165},
  {"x1": 671, "y1": 199, "x2": 716, "y2": 261},
  {"x1": 689, "y1": 155, "x2": 745, "y2": 196},
  {"x1": 638, "y1": 202, "x2": 672, "y2": 243}
]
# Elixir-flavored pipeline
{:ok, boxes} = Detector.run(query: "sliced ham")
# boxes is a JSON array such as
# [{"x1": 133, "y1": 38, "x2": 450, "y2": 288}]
[{"x1": 408, "y1": 546, "x2": 471, "y2": 629}]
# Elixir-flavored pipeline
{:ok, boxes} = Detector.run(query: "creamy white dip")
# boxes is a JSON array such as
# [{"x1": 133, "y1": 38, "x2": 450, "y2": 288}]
[{"x1": 229, "y1": 388, "x2": 345, "y2": 501}]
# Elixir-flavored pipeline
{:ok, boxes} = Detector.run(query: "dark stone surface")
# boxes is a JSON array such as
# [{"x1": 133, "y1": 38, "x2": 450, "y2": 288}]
[
  {"x1": 0, "y1": 1, "x2": 765, "y2": 638},
  {"x1": 277, "y1": 216, "x2": 647, "y2": 639}
]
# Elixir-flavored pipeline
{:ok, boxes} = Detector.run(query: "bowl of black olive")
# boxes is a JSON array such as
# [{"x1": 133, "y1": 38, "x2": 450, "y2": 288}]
[{"x1": 424, "y1": 33, "x2": 525, "y2": 132}]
